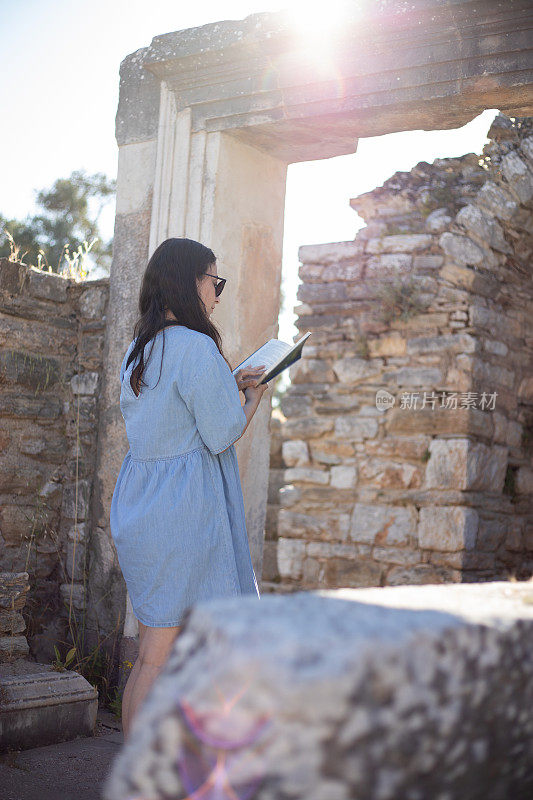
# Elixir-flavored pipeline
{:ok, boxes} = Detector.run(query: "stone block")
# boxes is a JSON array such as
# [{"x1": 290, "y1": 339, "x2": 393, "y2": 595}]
[
  {"x1": 367, "y1": 333, "x2": 406, "y2": 357},
  {"x1": 406, "y1": 333, "x2": 478, "y2": 355},
  {"x1": 455, "y1": 204, "x2": 511, "y2": 253},
  {"x1": 0, "y1": 635, "x2": 29, "y2": 661},
  {"x1": 59, "y1": 583, "x2": 86, "y2": 612},
  {"x1": 70, "y1": 372, "x2": 99, "y2": 395},
  {"x1": 365, "y1": 254, "x2": 412, "y2": 275},
  {"x1": 282, "y1": 416, "x2": 334, "y2": 440},
  {"x1": 335, "y1": 415, "x2": 378, "y2": 441},
  {"x1": 424, "y1": 208, "x2": 452, "y2": 232},
  {"x1": 386, "y1": 564, "x2": 458, "y2": 586},
  {"x1": 61, "y1": 480, "x2": 90, "y2": 520},
  {"x1": 373, "y1": 547, "x2": 422, "y2": 566},
  {"x1": 0, "y1": 572, "x2": 30, "y2": 610},
  {"x1": 501, "y1": 151, "x2": 533, "y2": 204},
  {"x1": 27, "y1": 268, "x2": 68, "y2": 302},
  {"x1": 0, "y1": 350, "x2": 61, "y2": 391},
  {"x1": 516, "y1": 467, "x2": 533, "y2": 495},
  {"x1": 439, "y1": 232, "x2": 485, "y2": 265},
  {"x1": 103, "y1": 583, "x2": 533, "y2": 800},
  {"x1": 276, "y1": 537, "x2": 306, "y2": 579},
  {"x1": 349, "y1": 504, "x2": 417, "y2": 546},
  {"x1": 298, "y1": 241, "x2": 363, "y2": 265},
  {"x1": 66, "y1": 541, "x2": 86, "y2": 581},
  {"x1": 0, "y1": 662, "x2": 98, "y2": 749},
  {"x1": 476, "y1": 181, "x2": 517, "y2": 221},
  {"x1": 418, "y1": 506, "x2": 478, "y2": 552},
  {"x1": 330, "y1": 465, "x2": 357, "y2": 489},
  {"x1": 332, "y1": 356, "x2": 384, "y2": 384},
  {"x1": 309, "y1": 440, "x2": 355, "y2": 465},
  {"x1": 0, "y1": 258, "x2": 27, "y2": 294},
  {"x1": 366, "y1": 234, "x2": 432, "y2": 253},
  {"x1": 0, "y1": 609, "x2": 26, "y2": 635},
  {"x1": 278, "y1": 509, "x2": 350, "y2": 542},
  {"x1": 78, "y1": 286, "x2": 107, "y2": 319},
  {"x1": 424, "y1": 439, "x2": 508, "y2": 493},
  {"x1": 284, "y1": 467, "x2": 329, "y2": 485},
  {"x1": 382, "y1": 366, "x2": 443, "y2": 386},
  {"x1": 413, "y1": 255, "x2": 444, "y2": 270},
  {"x1": 278, "y1": 485, "x2": 301, "y2": 508},
  {"x1": 325, "y1": 557, "x2": 382, "y2": 587},
  {"x1": 358, "y1": 458, "x2": 421, "y2": 489},
  {"x1": 290, "y1": 358, "x2": 336, "y2": 384}
]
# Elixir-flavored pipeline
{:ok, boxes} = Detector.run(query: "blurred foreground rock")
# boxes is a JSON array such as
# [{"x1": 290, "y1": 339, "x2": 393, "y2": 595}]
[{"x1": 104, "y1": 581, "x2": 533, "y2": 800}]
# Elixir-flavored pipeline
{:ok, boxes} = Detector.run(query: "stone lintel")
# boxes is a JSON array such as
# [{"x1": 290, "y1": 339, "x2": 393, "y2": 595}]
[{"x1": 117, "y1": 2, "x2": 533, "y2": 160}]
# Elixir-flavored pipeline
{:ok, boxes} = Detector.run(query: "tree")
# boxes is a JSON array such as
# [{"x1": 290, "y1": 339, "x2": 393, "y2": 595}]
[{"x1": 0, "y1": 169, "x2": 116, "y2": 275}]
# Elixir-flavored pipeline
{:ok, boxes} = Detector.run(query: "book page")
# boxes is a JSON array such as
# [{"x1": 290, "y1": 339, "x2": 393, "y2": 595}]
[{"x1": 232, "y1": 339, "x2": 290, "y2": 374}]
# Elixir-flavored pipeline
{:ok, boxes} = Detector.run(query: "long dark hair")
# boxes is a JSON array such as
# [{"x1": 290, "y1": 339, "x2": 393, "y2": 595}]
[{"x1": 126, "y1": 237, "x2": 230, "y2": 393}]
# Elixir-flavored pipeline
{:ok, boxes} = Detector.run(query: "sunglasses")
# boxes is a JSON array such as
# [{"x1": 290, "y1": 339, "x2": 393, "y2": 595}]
[{"x1": 204, "y1": 272, "x2": 226, "y2": 297}]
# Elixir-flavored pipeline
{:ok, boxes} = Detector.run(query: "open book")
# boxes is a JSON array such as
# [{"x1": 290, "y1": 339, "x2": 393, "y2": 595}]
[{"x1": 232, "y1": 331, "x2": 312, "y2": 386}]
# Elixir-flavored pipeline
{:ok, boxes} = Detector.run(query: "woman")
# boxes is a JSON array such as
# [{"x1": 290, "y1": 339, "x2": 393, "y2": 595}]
[{"x1": 110, "y1": 237, "x2": 268, "y2": 738}]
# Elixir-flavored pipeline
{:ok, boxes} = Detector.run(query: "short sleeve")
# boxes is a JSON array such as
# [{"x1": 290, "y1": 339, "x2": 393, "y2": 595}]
[{"x1": 178, "y1": 337, "x2": 247, "y2": 455}]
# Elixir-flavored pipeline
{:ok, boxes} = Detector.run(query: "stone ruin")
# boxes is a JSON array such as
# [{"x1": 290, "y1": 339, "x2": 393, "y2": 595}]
[
  {"x1": 263, "y1": 113, "x2": 533, "y2": 594},
  {"x1": 0, "y1": 6, "x2": 532, "y2": 788}
]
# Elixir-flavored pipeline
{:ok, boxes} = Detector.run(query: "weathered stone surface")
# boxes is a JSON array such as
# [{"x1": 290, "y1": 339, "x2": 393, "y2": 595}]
[
  {"x1": 104, "y1": 583, "x2": 533, "y2": 800},
  {"x1": 382, "y1": 366, "x2": 443, "y2": 386},
  {"x1": 455, "y1": 204, "x2": 511, "y2": 253},
  {"x1": 366, "y1": 234, "x2": 432, "y2": 253},
  {"x1": 0, "y1": 350, "x2": 61, "y2": 391},
  {"x1": 332, "y1": 357, "x2": 384, "y2": 384},
  {"x1": 365, "y1": 254, "x2": 412, "y2": 275},
  {"x1": 367, "y1": 333, "x2": 406, "y2": 357},
  {"x1": 0, "y1": 662, "x2": 98, "y2": 749},
  {"x1": 501, "y1": 151, "x2": 533, "y2": 203},
  {"x1": 298, "y1": 241, "x2": 363, "y2": 265},
  {"x1": 276, "y1": 537, "x2": 306, "y2": 579},
  {"x1": 281, "y1": 439, "x2": 309, "y2": 467},
  {"x1": 424, "y1": 439, "x2": 508, "y2": 492},
  {"x1": 386, "y1": 563, "x2": 458, "y2": 585},
  {"x1": 439, "y1": 231, "x2": 487, "y2": 265},
  {"x1": 475, "y1": 181, "x2": 518, "y2": 220},
  {"x1": 278, "y1": 510, "x2": 350, "y2": 543},
  {"x1": 78, "y1": 286, "x2": 107, "y2": 319},
  {"x1": 282, "y1": 416, "x2": 335, "y2": 440},
  {"x1": 61, "y1": 480, "x2": 90, "y2": 520},
  {"x1": 284, "y1": 467, "x2": 329, "y2": 485},
  {"x1": 350, "y1": 504, "x2": 417, "y2": 546},
  {"x1": 418, "y1": 506, "x2": 478, "y2": 552},
  {"x1": 406, "y1": 332, "x2": 478, "y2": 355},
  {"x1": 358, "y1": 457, "x2": 422, "y2": 489},
  {"x1": 330, "y1": 465, "x2": 357, "y2": 489},
  {"x1": 334, "y1": 415, "x2": 379, "y2": 441},
  {"x1": 27, "y1": 268, "x2": 68, "y2": 302},
  {"x1": 70, "y1": 372, "x2": 99, "y2": 395},
  {"x1": 424, "y1": 207, "x2": 452, "y2": 232}
]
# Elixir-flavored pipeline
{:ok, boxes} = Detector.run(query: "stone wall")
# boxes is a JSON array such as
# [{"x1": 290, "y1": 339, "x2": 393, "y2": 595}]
[
  {"x1": 0, "y1": 572, "x2": 30, "y2": 661},
  {"x1": 0, "y1": 259, "x2": 109, "y2": 660},
  {"x1": 264, "y1": 113, "x2": 533, "y2": 592}
]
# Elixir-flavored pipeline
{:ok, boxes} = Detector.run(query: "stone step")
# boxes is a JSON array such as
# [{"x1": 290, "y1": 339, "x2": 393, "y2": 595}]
[{"x1": 0, "y1": 661, "x2": 98, "y2": 752}]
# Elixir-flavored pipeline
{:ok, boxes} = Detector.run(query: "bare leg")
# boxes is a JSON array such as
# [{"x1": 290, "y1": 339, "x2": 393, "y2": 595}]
[
  {"x1": 121, "y1": 654, "x2": 141, "y2": 735},
  {"x1": 123, "y1": 620, "x2": 182, "y2": 740}
]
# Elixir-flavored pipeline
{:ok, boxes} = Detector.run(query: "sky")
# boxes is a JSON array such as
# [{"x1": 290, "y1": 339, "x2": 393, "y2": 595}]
[{"x1": 1, "y1": 0, "x2": 499, "y2": 391}]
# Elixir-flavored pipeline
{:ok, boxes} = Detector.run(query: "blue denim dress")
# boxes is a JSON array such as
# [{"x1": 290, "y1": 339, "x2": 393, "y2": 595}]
[{"x1": 110, "y1": 325, "x2": 260, "y2": 627}]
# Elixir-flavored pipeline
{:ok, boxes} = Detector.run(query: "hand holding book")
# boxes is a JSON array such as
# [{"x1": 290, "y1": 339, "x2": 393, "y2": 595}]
[{"x1": 232, "y1": 331, "x2": 312, "y2": 386}]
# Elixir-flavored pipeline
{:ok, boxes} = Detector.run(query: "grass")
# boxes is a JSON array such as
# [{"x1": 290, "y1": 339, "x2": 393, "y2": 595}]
[
  {"x1": 375, "y1": 275, "x2": 428, "y2": 324},
  {"x1": 3, "y1": 227, "x2": 96, "y2": 283}
]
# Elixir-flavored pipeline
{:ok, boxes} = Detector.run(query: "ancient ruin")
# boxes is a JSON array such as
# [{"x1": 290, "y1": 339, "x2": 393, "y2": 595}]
[{"x1": 0, "y1": 5, "x2": 532, "y2": 782}]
